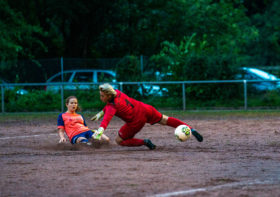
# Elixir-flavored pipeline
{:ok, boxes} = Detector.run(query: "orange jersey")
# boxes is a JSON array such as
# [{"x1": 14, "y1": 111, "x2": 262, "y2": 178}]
[{"x1": 57, "y1": 112, "x2": 90, "y2": 141}]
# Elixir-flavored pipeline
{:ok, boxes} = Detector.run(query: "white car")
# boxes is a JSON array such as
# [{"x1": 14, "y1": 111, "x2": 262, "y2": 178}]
[
  {"x1": 137, "y1": 84, "x2": 168, "y2": 96},
  {"x1": 236, "y1": 67, "x2": 280, "y2": 91},
  {"x1": 46, "y1": 69, "x2": 117, "y2": 92}
]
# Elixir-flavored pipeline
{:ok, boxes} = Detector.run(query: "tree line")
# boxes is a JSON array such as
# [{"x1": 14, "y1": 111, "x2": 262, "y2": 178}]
[{"x1": 0, "y1": 0, "x2": 280, "y2": 83}]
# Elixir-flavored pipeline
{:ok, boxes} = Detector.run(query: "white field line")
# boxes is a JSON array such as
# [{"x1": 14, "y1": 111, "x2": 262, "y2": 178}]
[
  {"x1": 0, "y1": 128, "x2": 117, "y2": 140},
  {"x1": 149, "y1": 179, "x2": 279, "y2": 197},
  {"x1": 0, "y1": 133, "x2": 57, "y2": 140}
]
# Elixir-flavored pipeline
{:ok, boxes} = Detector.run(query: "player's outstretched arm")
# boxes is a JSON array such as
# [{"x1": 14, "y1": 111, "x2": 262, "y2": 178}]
[
  {"x1": 58, "y1": 128, "x2": 67, "y2": 143},
  {"x1": 91, "y1": 111, "x2": 104, "y2": 121}
]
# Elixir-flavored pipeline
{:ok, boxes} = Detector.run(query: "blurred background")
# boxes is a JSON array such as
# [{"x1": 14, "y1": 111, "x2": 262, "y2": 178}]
[{"x1": 1, "y1": 0, "x2": 280, "y2": 112}]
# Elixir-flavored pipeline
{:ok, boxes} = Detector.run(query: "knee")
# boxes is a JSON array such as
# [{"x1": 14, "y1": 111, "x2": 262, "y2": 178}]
[
  {"x1": 76, "y1": 137, "x2": 87, "y2": 143},
  {"x1": 159, "y1": 114, "x2": 168, "y2": 125},
  {"x1": 115, "y1": 135, "x2": 123, "y2": 145}
]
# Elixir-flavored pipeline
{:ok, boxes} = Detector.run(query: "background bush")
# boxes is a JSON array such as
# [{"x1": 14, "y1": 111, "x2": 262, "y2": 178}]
[{"x1": 2, "y1": 86, "x2": 280, "y2": 112}]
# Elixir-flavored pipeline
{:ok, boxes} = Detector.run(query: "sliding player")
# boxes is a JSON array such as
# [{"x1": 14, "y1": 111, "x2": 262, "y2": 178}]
[
  {"x1": 57, "y1": 96, "x2": 109, "y2": 145},
  {"x1": 91, "y1": 83, "x2": 203, "y2": 150}
]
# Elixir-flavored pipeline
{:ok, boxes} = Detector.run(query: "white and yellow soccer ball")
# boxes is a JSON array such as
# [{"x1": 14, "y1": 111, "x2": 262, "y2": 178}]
[{"x1": 174, "y1": 125, "x2": 192, "y2": 142}]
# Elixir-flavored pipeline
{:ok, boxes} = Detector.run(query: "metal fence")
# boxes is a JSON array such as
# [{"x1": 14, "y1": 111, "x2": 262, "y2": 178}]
[{"x1": 1, "y1": 79, "x2": 280, "y2": 113}]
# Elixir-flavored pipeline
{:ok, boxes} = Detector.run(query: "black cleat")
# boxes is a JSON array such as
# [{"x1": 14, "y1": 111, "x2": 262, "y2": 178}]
[
  {"x1": 191, "y1": 129, "x2": 203, "y2": 142},
  {"x1": 144, "y1": 139, "x2": 156, "y2": 150}
]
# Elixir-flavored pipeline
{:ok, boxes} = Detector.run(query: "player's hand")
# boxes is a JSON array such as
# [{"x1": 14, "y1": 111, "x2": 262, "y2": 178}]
[
  {"x1": 91, "y1": 111, "x2": 104, "y2": 121},
  {"x1": 59, "y1": 137, "x2": 67, "y2": 143},
  {"x1": 93, "y1": 127, "x2": 104, "y2": 140}
]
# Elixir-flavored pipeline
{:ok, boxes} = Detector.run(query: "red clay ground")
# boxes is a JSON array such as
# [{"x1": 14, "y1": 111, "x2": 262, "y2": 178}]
[{"x1": 0, "y1": 112, "x2": 280, "y2": 197}]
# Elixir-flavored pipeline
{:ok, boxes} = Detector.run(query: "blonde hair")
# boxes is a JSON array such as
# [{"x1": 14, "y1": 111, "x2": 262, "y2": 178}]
[{"x1": 99, "y1": 83, "x2": 117, "y2": 97}]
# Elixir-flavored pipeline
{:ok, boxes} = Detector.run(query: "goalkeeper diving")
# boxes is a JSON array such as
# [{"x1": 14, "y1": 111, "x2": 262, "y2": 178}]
[{"x1": 91, "y1": 83, "x2": 203, "y2": 150}]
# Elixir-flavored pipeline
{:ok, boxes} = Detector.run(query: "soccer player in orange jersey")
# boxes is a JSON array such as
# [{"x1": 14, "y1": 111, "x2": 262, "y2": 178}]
[
  {"x1": 91, "y1": 83, "x2": 203, "y2": 150},
  {"x1": 57, "y1": 96, "x2": 109, "y2": 145}
]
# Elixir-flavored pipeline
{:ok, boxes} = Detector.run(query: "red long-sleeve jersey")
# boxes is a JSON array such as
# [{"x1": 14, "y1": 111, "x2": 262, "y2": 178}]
[{"x1": 100, "y1": 89, "x2": 161, "y2": 130}]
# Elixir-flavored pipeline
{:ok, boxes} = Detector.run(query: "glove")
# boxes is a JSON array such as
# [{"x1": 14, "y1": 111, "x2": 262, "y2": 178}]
[
  {"x1": 93, "y1": 127, "x2": 104, "y2": 140},
  {"x1": 91, "y1": 111, "x2": 104, "y2": 121}
]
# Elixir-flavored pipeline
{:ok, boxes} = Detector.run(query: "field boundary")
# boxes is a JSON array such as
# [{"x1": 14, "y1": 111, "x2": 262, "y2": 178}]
[
  {"x1": 149, "y1": 179, "x2": 280, "y2": 197},
  {"x1": 0, "y1": 128, "x2": 117, "y2": 140}
]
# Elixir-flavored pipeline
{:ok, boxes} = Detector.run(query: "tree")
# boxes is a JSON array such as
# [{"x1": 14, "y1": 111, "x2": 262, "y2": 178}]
[
  {"x1": 244, "y1": 0, "x2": 280, "y2": 65},
  {"x1": 0, "y1": 0, "x2": 47, "y2": 81},
  {"x1": 0, "y1": 0, "x2": 46, "y2": 61},
  {"x1": 150, "y1": 0, "x2": 258, "y2": 100}
]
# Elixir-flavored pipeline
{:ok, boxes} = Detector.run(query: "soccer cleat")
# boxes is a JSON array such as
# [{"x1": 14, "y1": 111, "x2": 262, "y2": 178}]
[
  {"x1": 191, "y1": 128, "x2": 203, "y2": 142},
  {"x1": 144, "y1": 139, "x2": 156, "y2": 150}
]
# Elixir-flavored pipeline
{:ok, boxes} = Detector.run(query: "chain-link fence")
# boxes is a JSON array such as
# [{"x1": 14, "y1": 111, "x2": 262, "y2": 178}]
[
  {"x1": 1, "y1": 57, "x2": 280, "y2": 113},
  {"x1": 1, "y1": 80, "x2": 280, "y2": 113}
]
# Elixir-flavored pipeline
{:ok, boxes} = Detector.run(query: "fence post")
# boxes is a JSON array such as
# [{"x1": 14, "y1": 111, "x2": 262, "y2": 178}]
[
  {"x1": 60, "y1": 57, "x2": 64, "y2": 112},
  {"x1": 61, "y1": 57, "x2": 64, "y2": 82},
  {"x1": 1, "y1": 86, "x2": 4, "y2": 113},
  {"x1": 61, "y1": 85, "x2": 64, "y2": 112},
  {"x1": 244, "y1": 80, "x2": 247, "y2": 110},
  {"x1": 120, "y1": 82, "x2": 123, "y2": 92},
  {"x1": 182, "y1": 83, "x2": 186, "y2": 111}
]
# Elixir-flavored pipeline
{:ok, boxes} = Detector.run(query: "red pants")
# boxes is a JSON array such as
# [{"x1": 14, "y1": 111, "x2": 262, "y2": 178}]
[{"x1": 118, "y1": 104, "x2": 162, "y2": 140}]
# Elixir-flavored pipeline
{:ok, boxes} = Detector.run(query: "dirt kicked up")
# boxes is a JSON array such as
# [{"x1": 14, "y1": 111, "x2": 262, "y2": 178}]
[{"x1": 0, "y1": 112, "x2": 280, "y2": 197}]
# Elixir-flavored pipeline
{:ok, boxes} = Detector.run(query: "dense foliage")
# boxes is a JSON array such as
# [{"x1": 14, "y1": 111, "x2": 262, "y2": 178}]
[
  {"x1": 0, "y1": 0, "x2": 279, "y2": 85},
  {"x1": 2, "y1": 87, "x2": 280, "y2": 112}
]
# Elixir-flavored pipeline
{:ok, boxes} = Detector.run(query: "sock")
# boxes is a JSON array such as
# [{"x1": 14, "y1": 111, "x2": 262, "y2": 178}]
[
  {"x1": 166, "y1": 117, "x2": 192, "y2": 129},
  {"x1": 120, "y1": 138, "x2": 145, "y2": 147}
]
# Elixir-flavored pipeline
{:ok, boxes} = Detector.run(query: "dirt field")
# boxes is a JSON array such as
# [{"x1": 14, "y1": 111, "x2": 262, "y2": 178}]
[{"x1": 1, "y1": 112, "x2": 280, "y2": 197}]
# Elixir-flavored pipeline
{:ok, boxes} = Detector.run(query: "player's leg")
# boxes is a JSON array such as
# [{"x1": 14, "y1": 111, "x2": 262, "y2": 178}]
[
  {"x1": 75, "y1": 137, "x2": 93, "y2": 145},
  {"x1": 116, "y1": 123, "x2": 156, "y2": 150},
  {"x1": 89, "y1": 130, "x2": 110, "y2": 142},
  {"x1": 72, "y1": 131, "x2": 93, "y2": 145},
  {"x1": 116, "y1": 135, "x2": 156, "y2": 150},
  {"x1": 159, "y1": 115, "x2": 192, "y2": 128},
  {"x1": 116, "y1": 123, "x2": 145, "y2": 146},
  {"x1": 160, "y1": 115, "x2": 203, "y2": 142}
]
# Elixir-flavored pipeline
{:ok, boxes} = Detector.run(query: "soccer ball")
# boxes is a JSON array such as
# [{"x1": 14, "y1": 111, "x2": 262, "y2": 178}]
[{"x1": 174, "y1": 125, "x2": 192, "y2": 142}]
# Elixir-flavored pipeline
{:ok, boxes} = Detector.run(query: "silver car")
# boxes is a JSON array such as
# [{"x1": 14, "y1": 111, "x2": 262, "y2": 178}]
[
  {"x1": 46, "y1": 69, "x2": 117, "y2": 92},
  {"x1": 236, "y1": 67, "x2": 280, "y2": 91}
]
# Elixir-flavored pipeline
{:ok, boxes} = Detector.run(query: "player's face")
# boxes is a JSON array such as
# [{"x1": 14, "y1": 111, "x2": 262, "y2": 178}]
[
  {"x1": 100, "y1": 91, "x2": 111, "y2": 103},
  {"x1": 66, "y1": 98, "x2": 78, "y2": 113}
]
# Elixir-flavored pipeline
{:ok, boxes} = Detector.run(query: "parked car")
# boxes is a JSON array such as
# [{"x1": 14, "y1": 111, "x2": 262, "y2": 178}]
[
  {"x1": 137, "y1": 84, "x2": 168, "y2": 97},
  {"x1": 46, "y1": 69, "x2": 117, "y2": 92},
  {"x1": 46, "y1": 69, "x2": 169, "y2": 96},
  {"x1": 235, "y1": 67, "x2": 280, "y2": 91}
]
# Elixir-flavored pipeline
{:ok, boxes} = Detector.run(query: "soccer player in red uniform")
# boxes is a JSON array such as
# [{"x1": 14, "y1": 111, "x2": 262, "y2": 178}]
[
  {"x1": 91, "y1": 83, "x2": 203, "y2": 150},
  {"x1": 57, "y1": 96, "x2": 109, "y2": 145}
]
